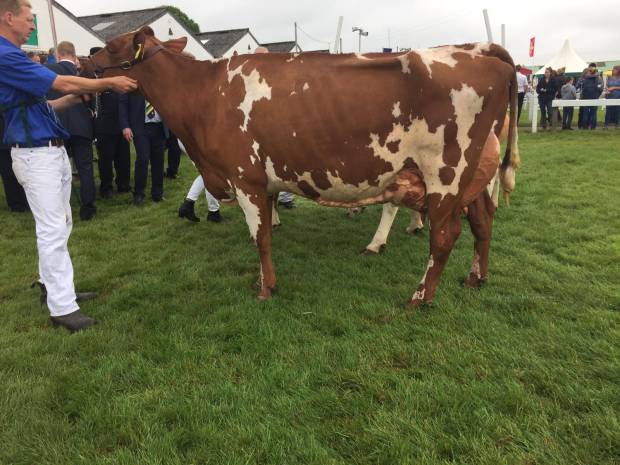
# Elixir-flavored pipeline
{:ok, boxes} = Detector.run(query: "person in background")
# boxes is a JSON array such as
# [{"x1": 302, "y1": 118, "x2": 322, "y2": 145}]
[
  {"x1": 178, "y1": 175, "x2": 223, "y2": 223},
  {"x1": 46, "y1": 46, "x2": 55, "y2": 64},
  {"x1": 90, "y1": 46, "x2": 131, "y2": 198},
  {"x1": 46, "y1": 40, "x2": 97, "y2": 220},
  {"x1": 165, "y1": 131, "x2": 181, "y2": 179},
  {"x1": 119, "y1": 89, "x2": 167, "y2": 206},
  {"x1": 0, "y1": 113, "x2": 28, "y2": 211},
  {"x1": 579, "y1": 62, "x2": 604, "y2": 130},
  {"x1": 25, "y1": 49, "x2": 38, "y2": 62},
  {"x1": 604, "y1": 66, "x2": 620, "y2": 129},
  {"x1": 560, "y1": 76, "x2": 576, "y2": 130},
  {"x1": 1, "y1": 0, "x2": 137, "y2": 332},
  {"x1": 515, "y1": 65, "x2": 529, "y2": 123},
  {"x1": 536, "y1": 68, "x2": 554, "y2": 130}
]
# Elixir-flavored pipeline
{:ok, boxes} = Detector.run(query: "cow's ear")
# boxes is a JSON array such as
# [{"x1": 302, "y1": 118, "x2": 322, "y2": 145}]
[
  {"x1": 133, "y1": 26, "x2": 155, "y2": 48},
  {"x1": 162, "y1": 37, "x2": 188, "y2": 54}
]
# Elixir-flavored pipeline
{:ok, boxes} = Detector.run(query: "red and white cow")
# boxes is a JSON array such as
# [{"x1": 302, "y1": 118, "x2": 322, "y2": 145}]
[{"x1": 91, "y1": 28, "x2": 520, "y2": 305}]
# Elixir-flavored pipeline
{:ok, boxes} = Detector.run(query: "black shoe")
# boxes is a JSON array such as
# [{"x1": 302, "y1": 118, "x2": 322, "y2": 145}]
[
  {"x1": 101, "y1": 190, "x2": 113, "y2": 199},
  {"x1": 165, "y1": 171, "x2": 178, "y2": 179},
  {"x1": 278, "y1": 201, "x2": 295, "y2": 209},
  {"x1": 50, "y1": 310, "x2": 97, "y2": 332},
  {"x1": 31, "y1": 281, "x2": 98, "y2": 306},
  {"x1": 207, "y1": 210, "x2": 223, "y2": 223},
  {"x1": 178, "y1": 199, "x2": 200, "y2": 222},
  {"x1": 133, "y1": 195, "x2": 145, "y2": 206},
  {"x1": 152, "y1": 196, "x2": 165, "y2": 203}
]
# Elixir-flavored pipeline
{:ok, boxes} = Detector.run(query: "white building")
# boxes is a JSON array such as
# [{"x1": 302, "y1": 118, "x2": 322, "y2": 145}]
[
  {"x1": 79, "y1": 7, "x2": 213, "y2": 60},
  {"x1": 23, "y1": 0, "x2": 104, "y2": 56},
  {"x1": 196, "y1": 29, "x2": 261, "y2": 58}
]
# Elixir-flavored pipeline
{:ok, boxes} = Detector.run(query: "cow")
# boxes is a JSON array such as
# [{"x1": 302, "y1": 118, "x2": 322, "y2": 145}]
[{"x1": 89, "y1": 27, "x2": 520, "y2": 306}]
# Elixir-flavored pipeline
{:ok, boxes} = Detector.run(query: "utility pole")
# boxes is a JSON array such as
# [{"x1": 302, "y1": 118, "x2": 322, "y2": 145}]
[
  {"x1": 352, "y1": 26, "x2": 368, "y2": 53},
  {"x1": 294, "y1": 22, "x2": 300, "y2": 52},
  {"x1": 333, "y1": 16, "x2": 343, "y2": 54},
  {"x1": 46, "y1": 0, "x2": 58, "y2": 51},
  {"x1": 501, "y1": 24, "x2": 506, "y2": 47},
  {"x1": 483, "y1": 9, "x2": 493, "y2": 43}
]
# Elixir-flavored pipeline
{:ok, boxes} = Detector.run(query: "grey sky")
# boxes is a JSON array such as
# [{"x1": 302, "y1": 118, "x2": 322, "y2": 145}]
[{"x1": 61, "y1": 0, "x2": 618, "y2": 64}]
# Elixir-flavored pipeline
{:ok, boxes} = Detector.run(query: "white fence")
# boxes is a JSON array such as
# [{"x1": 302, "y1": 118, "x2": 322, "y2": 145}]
[{"x1": 529, "y1": 97, "x2": 620, "y2": 133}]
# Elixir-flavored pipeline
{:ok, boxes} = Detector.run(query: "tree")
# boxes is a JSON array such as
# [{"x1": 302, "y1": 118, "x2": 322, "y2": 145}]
[{"x1": 165, "y1": 6, "x2": 200, "y2": 35}]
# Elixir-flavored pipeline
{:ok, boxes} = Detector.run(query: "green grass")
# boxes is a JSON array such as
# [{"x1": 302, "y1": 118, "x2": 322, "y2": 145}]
[{"x1": 1, "y1": 131, "x2": 619, "y2": 465}]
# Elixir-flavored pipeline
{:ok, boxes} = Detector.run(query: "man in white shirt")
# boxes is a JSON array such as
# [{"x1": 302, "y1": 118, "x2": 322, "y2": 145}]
[{"x1": 516, "y1": 65, "x2": 529, "y2": 123}]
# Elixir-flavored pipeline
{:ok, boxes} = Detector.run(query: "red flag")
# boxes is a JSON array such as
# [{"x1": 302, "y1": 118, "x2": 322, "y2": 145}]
[{"x1": 529, "y1": 37, "x2": 535, "y2": 57}]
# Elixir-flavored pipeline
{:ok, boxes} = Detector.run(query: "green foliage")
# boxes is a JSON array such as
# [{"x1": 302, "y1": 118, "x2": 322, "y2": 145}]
[
  {"x1": 0, "y1": 131, "x2": 619, "y2": 464},
  {"x1": 165, "y1": 5, "x2": 200, "y2": 35}
]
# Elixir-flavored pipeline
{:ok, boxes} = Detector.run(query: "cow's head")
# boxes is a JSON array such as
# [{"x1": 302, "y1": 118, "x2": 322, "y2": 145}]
[{"x1": 89, "y1": 26, "x2": 187, "y2": 78}]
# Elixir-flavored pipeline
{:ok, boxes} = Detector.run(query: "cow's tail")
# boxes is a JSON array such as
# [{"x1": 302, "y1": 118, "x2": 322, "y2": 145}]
[{"x1": 497, "y1": 47, "x2": 521, "y2": 207}]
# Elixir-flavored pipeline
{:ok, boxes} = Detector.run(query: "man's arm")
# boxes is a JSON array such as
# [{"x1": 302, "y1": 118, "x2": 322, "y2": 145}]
[
  {"x1": 51, "y1": 74, "x2": 137, "y2": 95},
  {"x1": 47, "y1": 94, "x2": 82, "y2": 111}
]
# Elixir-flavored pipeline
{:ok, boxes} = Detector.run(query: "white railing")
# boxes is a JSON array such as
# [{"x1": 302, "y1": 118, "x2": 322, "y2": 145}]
[{"x1": 530, "y1": 97, "x2": 620, "y2": 133}]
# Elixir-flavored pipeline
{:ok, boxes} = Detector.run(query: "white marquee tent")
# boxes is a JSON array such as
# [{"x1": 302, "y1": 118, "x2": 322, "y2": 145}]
[{"x1": 534, "y1": 39, "x2": 589, "y2": 75}]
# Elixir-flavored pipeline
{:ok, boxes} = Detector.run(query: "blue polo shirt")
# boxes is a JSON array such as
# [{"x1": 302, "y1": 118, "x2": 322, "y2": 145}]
[{"x1": 0, "y1": 35, "x2": 69, "y2": 145}]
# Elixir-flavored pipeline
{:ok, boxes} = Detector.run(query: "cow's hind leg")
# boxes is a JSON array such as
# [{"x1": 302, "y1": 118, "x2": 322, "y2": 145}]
[
  {"x1": 363, "y1": 203, "x2": 399, "y2": 254},
  {"x1": 236, "y1": 188, "x2": 276, "y2": 300},
  {"x1": 464, "y1": 190, "x2": 496, "y2": 288},
  {"x1": 410, "y1": 208, "x2": 462, "y2": 306}
]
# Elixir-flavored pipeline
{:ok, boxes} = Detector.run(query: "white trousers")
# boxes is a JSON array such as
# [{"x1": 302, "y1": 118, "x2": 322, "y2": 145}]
[
  {"x1": 278, "y1": 191, "x2": 295, "y2": 203},
  {"x1": 186, "y1": 175, "x2": 220, "y2": 212},
  {"x1": 11, "y1": 146, "x2": 79, "y2": 317}
]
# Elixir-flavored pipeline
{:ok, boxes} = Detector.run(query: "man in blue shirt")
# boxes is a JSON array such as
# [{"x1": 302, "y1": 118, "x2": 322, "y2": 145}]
[{"x1": 0, "y1": 0, "x2": 137, "y2": 332}]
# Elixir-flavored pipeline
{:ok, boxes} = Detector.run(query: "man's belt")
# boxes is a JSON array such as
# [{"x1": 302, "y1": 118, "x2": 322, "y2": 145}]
[{"x1": 12, "y1": 138, "x2": 64, "y2": 149}]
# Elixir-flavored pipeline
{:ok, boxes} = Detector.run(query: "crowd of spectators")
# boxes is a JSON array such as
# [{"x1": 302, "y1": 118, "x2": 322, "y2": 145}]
[{"x1": 519, "y1": 62, "x2": 620, "y2": 131}]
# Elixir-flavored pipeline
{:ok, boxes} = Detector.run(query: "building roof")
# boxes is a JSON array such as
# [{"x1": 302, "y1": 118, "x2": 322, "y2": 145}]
[
  {"x1": 195, "y1": 28, "x2": 260, "y2": 57},
  {"x1": 78, "y1": 7, "x2": 168, "y2": 41},
  {"x1": 53, "y1": 1, "x2": 107, "y2": 43},
  {"x1": 261, "y1": 41, "x2": 299, "y2": 53}
]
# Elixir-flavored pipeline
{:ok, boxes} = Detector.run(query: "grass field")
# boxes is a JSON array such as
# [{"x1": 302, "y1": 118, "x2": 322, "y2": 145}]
[{"x1": 1, "y1": 130, "x2": 619, "y2": 465}]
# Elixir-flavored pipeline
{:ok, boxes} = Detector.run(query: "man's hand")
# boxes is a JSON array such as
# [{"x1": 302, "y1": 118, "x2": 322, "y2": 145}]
[
  {"x1": 106, "y1": 76, "x2": 138, "y2": 94},
  {"x1": 123, "y1": 128, "x2": 134, "y2": 142}
]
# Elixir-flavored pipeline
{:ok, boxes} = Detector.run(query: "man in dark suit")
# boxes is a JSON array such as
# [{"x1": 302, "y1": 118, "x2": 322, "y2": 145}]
[
  {"x1": 0, "y1": 113, "x2": 28, "y2": 212},
  {"x1": 90, "y1": 47, "x2": 131, "y2": 198},
  {"x1": 46, "y1": 41, "x2": 97, "y2": 220},
  {"x1": 119, "y1": 90, "x2": 167, "y2": 205},
  {"x1": 165, "y1": 131, "x2": 181, "y2": 179}
]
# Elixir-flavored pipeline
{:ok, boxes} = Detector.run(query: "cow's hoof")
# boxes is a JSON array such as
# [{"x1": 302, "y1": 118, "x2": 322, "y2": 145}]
[
  {"x1": 405, "y1": 298, "x2": 432, "y2": 309},
  {"x1": 406, "y1": 227, "x2": 424, "y2": 235},
  {"x1": 463, "y1": 274, "x2": 486, "y2": 289},
  {"x1": 257, "y1": 288, "x2": 273, "y2": 301},
  {"x1": 360, "y1": 244, "x2": 384, "y2": 256}
]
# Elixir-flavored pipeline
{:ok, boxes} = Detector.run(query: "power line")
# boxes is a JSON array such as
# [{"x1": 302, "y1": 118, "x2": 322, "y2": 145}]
[{"x1": 296, "y1": 23, "x2": 331, "y2": 47}]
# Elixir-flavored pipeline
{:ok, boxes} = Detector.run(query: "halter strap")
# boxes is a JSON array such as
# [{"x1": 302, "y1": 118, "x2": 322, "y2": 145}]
[{"x1": 89, "y1": 44, "x2": 165, "y2": 76}]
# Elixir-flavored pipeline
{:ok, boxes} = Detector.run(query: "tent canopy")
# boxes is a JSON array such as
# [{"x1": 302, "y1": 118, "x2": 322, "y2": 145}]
[{"x1": 534, "y1": 40, "x2": 588, "y2": 75}]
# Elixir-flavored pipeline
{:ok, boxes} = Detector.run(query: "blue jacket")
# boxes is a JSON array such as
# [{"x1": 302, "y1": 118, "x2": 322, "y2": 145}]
[
  {"x1": 579, "y1": 74, "x2": 603, "y2": 99},
  {"x1": 46, "y1": 60, "x2": 94, "y2": 139},
  {"x1": 118, "y1": 92, "x2": 169, "y2": 138}
]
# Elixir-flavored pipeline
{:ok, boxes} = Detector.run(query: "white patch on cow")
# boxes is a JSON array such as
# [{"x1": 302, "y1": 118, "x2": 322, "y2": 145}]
[
  {"x1": 286, "y1": 54, "x2": 299, "y2": 63},
  {"x1": 449, "y1": 84, "x2": 484, "y2": 197},
  {"x1": 265, "y1": 157, "x2": 294, "y2": 194},
  {"x1": 355, "y1": 53, "x2": 370, "y2": 60},
  {"x1": 392, "y1": 102, "x2": 401, "y2": 118},
  {"x1": 236, "y1": 188, "x2": 261, "y2": 241},
  {"x1": 411, "y1": 288, "x2": 425, "y2": 301},
  {"x1": 283, "y1": 165, "x2": 287, "y2": 172},
  {"x1": 420, "y1": 255, "x2": 435, "y2": 284},
  {"x1": 238, "y1": 166, "x2": 244, "y2": 173},
  {"x1": 488, "y1": 86, "x2": 493, "y2": 91},
  {"x1": 290, "y1": 91, "x2": 297, "y2": 96},
  {"x1": 303, "y1": 82, "x2": 310, "y2": 92},
  {"x1": 237, "y1": 68, "x2": 272, "y2": 132},
  {"x1": 221, "y1": 92, "x2": 225, "y2": 96},
  {"x1": 227, "y1": 60, "x2": 248, "y2": 83},
  {"x1": 397, "y1": 54, "x2": 411, "y2": 74},
  {"x1": 416, "y1": 43, "x2": 491, "y2": 78},
  {"x1": 293, "y1": 132, "x2": 296, "y2": 137},
  {"x1": 249, "y1": 155, "x2": 257, "y2": 165}
]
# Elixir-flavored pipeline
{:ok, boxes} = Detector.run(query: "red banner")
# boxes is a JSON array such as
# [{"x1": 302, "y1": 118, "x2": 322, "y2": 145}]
[{"x1": 529, "y1": 37, "x2": 535, "y2": 57}]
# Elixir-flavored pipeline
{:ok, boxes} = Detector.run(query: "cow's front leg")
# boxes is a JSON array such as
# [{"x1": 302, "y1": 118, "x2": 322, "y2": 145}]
[
  {"x1": 464, "y1": 190, "x2": 496, "y2": 288},
  {"x1": 409, "y1": 209, "x2": 462, "y2": 306},
  {"x1": 235, "y1": 188, "x2": 276, "y2": 300},
  {"x1": 363, "y1": 203, "x2": 399, "y2": 254}
]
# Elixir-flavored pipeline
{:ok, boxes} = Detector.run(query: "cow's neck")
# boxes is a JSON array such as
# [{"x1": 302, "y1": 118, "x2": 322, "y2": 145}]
[{"x1": 133, "y1": 51, "x2": 216, "y2": 143}]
